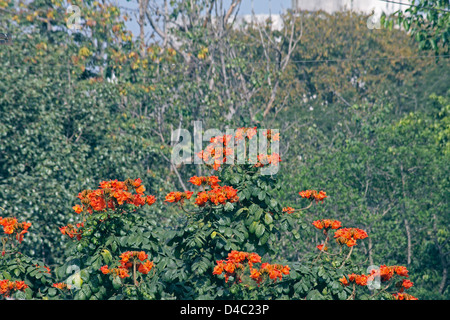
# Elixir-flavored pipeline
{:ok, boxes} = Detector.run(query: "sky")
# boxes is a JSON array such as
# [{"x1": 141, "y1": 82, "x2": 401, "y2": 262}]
[
  {"x1": 116, "y1": 0, "x2": 293, "y2": 37},
  {"x1": 117, "y1": 0, "x2": 293, "y2": 15},
  {"x1": 116, "y1": 0, "x2": 408, "y2": 39}
]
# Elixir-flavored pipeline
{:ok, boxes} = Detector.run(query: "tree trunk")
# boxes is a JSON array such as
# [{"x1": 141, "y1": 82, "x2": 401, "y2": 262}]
[
  {"x1": 404, "y1": 218, "x2": 411, "y2": 265},
  {"x1": 400, "y1": 164, "x2": 412, "y2": 265}
]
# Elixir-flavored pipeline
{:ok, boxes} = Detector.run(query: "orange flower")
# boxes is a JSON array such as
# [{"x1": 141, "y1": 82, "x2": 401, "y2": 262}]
[
  {"x1": 100, "y1": 265, "x2": 110, "y2": 274},
  {"x1": 281, "y1": 265, "x2": 290, "y2": 275},
  {"x1": 193, "y1": 185, "x2": 239, "y2": 207},
  {"x1": 312, "y1": 219, "x2": 342, "y2": 231},
  {"x1": 132, "y1": 193, "x2": 146, "y2": 206},
  {"x1": 0, "y1": 217, "x2": 32, "y2": 243},
  {"x1": 117, "y1": 267, "x2": 130, "y2": 279},
  {"x1": 77, "y1": 179, "x2": 156, "y2": 213},
  {"x1": 213, "y1": 261, "x2": 224, "y2": 275},
  {"x1": 119, "y1": 251, "x2": 132, "y2": 264},
  {"x1": 346, "y1": 238, "x2": 357, "y2": 247},
  {"x1": 392, "y1": 292, "x2": 418, "y2": 300},
  {"x1": 208, "y1": 176, "x2": 221, "y2": 187},
  {"x1": 248, "y1": 252, "x2": 262, "y2": 264},
  {"x1": 72, "y1": 205, "x2": 83, "y2": 214},
  {"x1": 395, "y1": 266, "x2": 409, "y2": 277},
  {"x1": 114, "y1": 190, "x2": 132, "y2": 205},
  {"x1": 59, "y1": 223, "x2": 83, "y2": 241},
  {"x1": 255, "y1": 153, "x2": 282, "y2": 167},
  {"x1": 165, "y1": 191, "x2": 193, "y2": 204},
  {"x1": 341, "y1": 273, "x2": 368, "y2": 287},
  {"x1": 246, "y1": 127, "x2": 257, "y2": 139},
  {"x1": 53, "y1": 282, "x2": 71, "y2": 290},
  {"x1": 314, "y1": 190, "x2": 327, "y2": 203},
  {"x1": 189, "y1": 176, "x2": 203, "y2": 186},
  {"x1": 138, "y1": 260, "x2": 154, "y2": 274},
  {"x1": 400, "y1": 279, "x2": 414, "y2": 290},
  {"x1": 165, "y1": 191, "x2": 182, "y2": 203},
  {"x1": 282, "y1": 207, "x2": 295, "y2": 214},
  {"x1": 0, "y1": 279, "x2": 28, "y2": 297},
  {"x1": 101, "y1": 250, "x2": 154, "y2": 279},
  {"x1": 223, "y1": 261, "x2": 236, "y2": 274},
  {"x1": 298, "y1": 190, "x2": 327, "y2": 203},
  {"x1": 213, "y1": 250, "x2": 289, "y2": 285},
  {"x1": 339, "y1": 277, "x2": 349, "y2": 286},
  {"x1": 250, "y1": 268, "x2": 261, "y2": 281},
  {"x1": 299, "y1": 190, "x2": 313, "y2": 199},
  {"x1": 138, "y1": 251, "x2": 148, "y2": 262},
  {"x1": 334, "y1": 227, "x2": 368, "y2": 247},
  {"x1": 194, "y1": 191, "x2": 209, "y2": 206},
  {"x1": 133, "y1": 178, "x2": 142, "y2": 187},
  {"x1": 355, "y1": 274, "x2": 369, "y2": 286},
  {"x1": 0, "y1": 217, "x2": 18, "y2": 234},
  {"x1": 146, "y1": 195, "x2": 156, "y2": 205},
  {"x1": 135, "y1": 185, "x2": 146, "y2": 194},
  {"x1": 378, "y1": 265, "x2": 393, "y2": 282}
]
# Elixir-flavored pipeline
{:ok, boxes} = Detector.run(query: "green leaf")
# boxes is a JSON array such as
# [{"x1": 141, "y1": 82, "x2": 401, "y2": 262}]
[
  {"x1": 14, "y1": 268, "x2": 21, "y2": 277},
  {"x1": 255, "y1": 223, "x2": 265, "y2": 238},
  {"x1": 224, "y1": 202, "x2": 234, "y2": 211},
  {"x1": 254, "y1": 207, "x2": 263, "y2": 221},
  {"x1": 259, "y1": 231, "x2": 270, "y2": 245},
  {"x1": 112, "y1": 276, "x2": 122, "y2": 290},
  {"x1": 2, "y1": 271, "x2": 11, "y2": 280},
  {"x1": 249, "y1": 221, "x2": 258, "y2": 233},
  {"x1": 258, "y1": 190, "x2": 266, "y2": 201},
  {"x1": 337, "y1": 291, "x2": 347, "y2": 300},
  {"x1": 269, "y1": 198, "x2": 278, "y2": 208},
  {"x1": 48, "y1": 288, "x2": 57, "y2": 297},
  {"x1": 264, "y1": 212, "x2": 273, "y2": 225}
]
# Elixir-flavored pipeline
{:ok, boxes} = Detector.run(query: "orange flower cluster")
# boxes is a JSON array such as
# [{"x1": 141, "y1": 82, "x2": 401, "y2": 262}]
[
  {"x1": 235, "y1": 127, "x2": 258, "y2": 141},
  {"x1": 334, "y1": 227, "x2": 368, "y2": 247},
  {"x1": 254, "y1": 153, "x2": 282, "y2": 168},
  {"x1": 0, "y1": 279, "x2": 28, "y2": 297},
  {"x1": 197, "y1": 134, "x2": 235, "y2": 170},
  {"x1": 339, "y1": 265, "x2": 417, "y2": 300},
  {"x1": 339, "y1": 273, "x2": 370, "y2": 286},
  {"x1": 213, "y1": 250, "x2": 290, "y2": 285},
  {"x1": 76, "y1": 178, "x2": 156, "y2": 213},
  {"x1": 312, "y1": 219, "x2": 342, "y2": 231},
  {"x1": 0, "y1": 217, "x2": 31, "y2": 243},
  {"x1": 100, "y1": 251, "x2": 154, "y2": 279},
  {"x1": 399, "y1": 279, "x2": 414, "y2": 290},
  {"x1": 196, "y1": 127, "x2": 281, "y2": 171},
  {"x1": 252, "y1": 263, "x2": 291, "y2": 283},
  {"x1": 188, "y1": 175, "x2": 221, "y2": 187},
  {"x1": 298, "y1": 190, "x2": 327, "y2": 203},
  {"x1": 392, "y1": 292, "x2": 418, "y2": 300},
  {"x1": 371, "y1": 265, "x2": 409, "y2": 282},
  {"x1": 194, "y1": 185, "x2": 239, "y2": 207},
  {"x1": 59, "y1": 222, "x2": 84, "y2": 240},
  {"x1": 53, "y1": 282, "x2": 71, "y2": 290},
  {"x1": 282, "y1": 207, "x2": 295, "y2": 214},
  {"x1": 165, "y1": 191, "x2": 194, "y2": 203}
]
